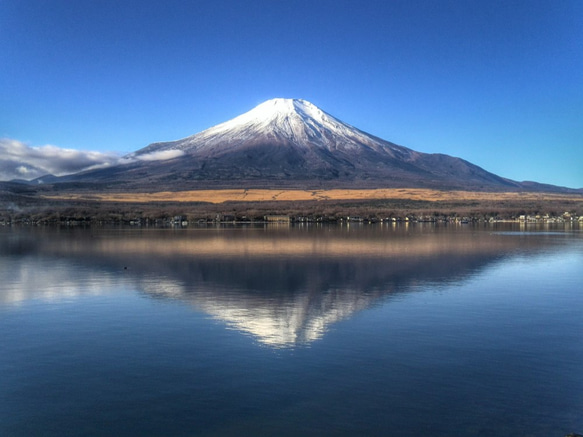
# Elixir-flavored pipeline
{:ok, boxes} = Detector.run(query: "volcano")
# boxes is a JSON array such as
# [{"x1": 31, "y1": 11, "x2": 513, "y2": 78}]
[{"x1": 54, "y1": 98, "x2": 523, "y2": 190}]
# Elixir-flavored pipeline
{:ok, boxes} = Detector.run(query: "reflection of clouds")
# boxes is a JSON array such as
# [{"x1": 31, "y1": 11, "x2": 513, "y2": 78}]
[{"x1": 0, "y1": 259, "x2": 119, "y2": 305}]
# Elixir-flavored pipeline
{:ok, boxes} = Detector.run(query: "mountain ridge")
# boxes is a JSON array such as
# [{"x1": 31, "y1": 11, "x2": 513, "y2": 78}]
[{"x1": 32, "y1": 98, "x2": 578, "y2": 193}]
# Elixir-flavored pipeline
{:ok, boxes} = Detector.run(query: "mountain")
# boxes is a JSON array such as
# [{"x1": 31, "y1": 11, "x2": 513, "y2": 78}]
[{"x1": 48, "y1": 98, "x2": 536, "y2": 191}]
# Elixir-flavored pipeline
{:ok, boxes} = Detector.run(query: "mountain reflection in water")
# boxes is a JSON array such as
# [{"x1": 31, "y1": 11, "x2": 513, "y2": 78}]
[{"x1": 0, "y1": 224, "x2": 572, "y2": 347}]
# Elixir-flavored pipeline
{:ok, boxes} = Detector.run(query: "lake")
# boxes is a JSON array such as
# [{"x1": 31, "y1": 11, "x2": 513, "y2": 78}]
[{"x1": 1, "y1": 223, "x2": 582, "y2": 436}]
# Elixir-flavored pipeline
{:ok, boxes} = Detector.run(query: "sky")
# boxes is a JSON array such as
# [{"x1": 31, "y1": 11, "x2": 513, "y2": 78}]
[{"x1": 1, "y1": 0, "x2": 582, "y2": 188}]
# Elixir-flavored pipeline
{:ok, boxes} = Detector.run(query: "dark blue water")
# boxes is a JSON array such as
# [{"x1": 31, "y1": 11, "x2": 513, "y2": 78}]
[{"x1": 1, "y1": 224, "x2": 582, "y2": 436}]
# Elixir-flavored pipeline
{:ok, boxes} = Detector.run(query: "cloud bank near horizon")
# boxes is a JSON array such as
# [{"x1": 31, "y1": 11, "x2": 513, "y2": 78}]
[
  {"x1": 0, "y1": 139, "x2": 185, "y2": 182},
  {"x1": 0, "y1": 138, "x2": 121, "y2": 181}
]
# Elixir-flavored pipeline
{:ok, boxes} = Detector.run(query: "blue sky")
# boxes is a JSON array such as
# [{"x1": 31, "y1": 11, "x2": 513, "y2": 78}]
[{"x1": 1, "y1": 0, "x2": 582, "y2": 187}]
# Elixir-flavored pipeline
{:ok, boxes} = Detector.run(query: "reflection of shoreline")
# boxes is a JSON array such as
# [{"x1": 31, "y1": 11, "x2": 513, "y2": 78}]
[
  {"x1": 5, "y1": 225, "x2": 562, "y2": 261},
  {"x1": 1, "y1": 226, "x2": 572, "y2": 347}
]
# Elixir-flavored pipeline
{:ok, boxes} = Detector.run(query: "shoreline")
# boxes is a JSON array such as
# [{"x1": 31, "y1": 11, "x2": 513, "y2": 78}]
[{"x1": 2, "y1": 187, "x2": 582, "y2": 226}]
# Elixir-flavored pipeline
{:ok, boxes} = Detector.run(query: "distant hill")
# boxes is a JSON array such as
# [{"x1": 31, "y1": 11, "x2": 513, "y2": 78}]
[{"x1": 34, "y1": 98, "x2": 581, "y2": 193}]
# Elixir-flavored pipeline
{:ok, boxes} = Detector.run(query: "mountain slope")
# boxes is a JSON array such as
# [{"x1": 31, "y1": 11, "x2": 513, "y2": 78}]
[{"x1": 53, "y1": 98, "x2": 524, "y2": 190}]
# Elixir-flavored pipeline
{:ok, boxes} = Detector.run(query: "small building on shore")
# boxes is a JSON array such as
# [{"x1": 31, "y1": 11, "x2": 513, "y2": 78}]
[{"x1": 264, "y1": 215, "x2": 291, "y2": 223}]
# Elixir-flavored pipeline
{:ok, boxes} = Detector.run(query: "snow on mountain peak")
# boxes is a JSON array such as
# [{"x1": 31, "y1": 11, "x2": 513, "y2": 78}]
[
  {"x1": 190, "y1": 98, "x2": 361, "y2": 146},
  {"x1": 140, "y1": 98, "x2": 391, "y2": 156},
  {"x1": 252, "y1": 98, "x2": 323, "y2": 119},
  {"x1": 229, "y1": 98, "x2": 327, "y2": 126}
]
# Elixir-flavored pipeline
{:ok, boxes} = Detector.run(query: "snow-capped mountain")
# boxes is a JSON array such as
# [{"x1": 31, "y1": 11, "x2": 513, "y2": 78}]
[
  {"x1": 133, "y1": 98, "x2": 412, "y2": 158},
  {"x1": 54, "y1": 98, "x2": 521, "y2": 190}
]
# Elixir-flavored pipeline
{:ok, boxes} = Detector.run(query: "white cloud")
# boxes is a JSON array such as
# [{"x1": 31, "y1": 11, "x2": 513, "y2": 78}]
[
  {"x1": 122, "y1": 149, "x2": 185, "y2": 163},
  {"x1": 16, "y1": 165, "x2": 31, "y2": 175},
  {"x1": 0, "y1": 138, "x2": 121, "y2": 181},
  {"x1": 134, "y1": 149, "x2": 185, "y2": 161}
]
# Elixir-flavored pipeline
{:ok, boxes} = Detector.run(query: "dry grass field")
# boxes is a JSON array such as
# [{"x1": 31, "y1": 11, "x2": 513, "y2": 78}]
[
  {"x1": 43, "y1": 188, "x2": 583, "y2": 204},
  {"x1": 2, "y1": 185, "x2": 580, "y2": 223}
]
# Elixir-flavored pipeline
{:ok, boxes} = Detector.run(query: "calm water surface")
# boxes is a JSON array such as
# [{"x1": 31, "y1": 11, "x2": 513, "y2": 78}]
[{"x1": 1, "y1": 223, "x2": 582, "y2": 436}]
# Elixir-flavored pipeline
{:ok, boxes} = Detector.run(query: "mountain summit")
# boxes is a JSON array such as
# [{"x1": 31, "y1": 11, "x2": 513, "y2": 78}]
[
  {"x1": 133, "y1": 98, "x2": 405, "y2": 158},
  {"x1": 57, "y1": 98, "x2": 522, "y2": 190}
]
